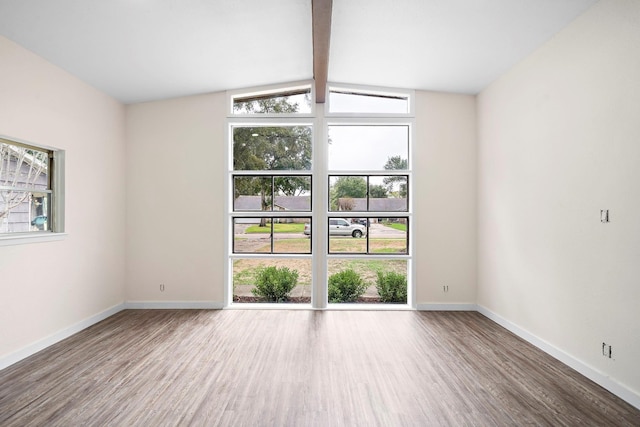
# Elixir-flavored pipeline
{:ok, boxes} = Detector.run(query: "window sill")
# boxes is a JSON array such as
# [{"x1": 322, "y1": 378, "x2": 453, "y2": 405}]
[{"x1": 0, "y1": 232, "x2": 67, "y2": 247}]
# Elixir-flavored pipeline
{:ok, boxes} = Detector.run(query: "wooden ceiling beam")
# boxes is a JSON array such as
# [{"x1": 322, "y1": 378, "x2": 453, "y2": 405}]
[{"x1": 312, "y1": 0, "x2": 332, "y2": 103}]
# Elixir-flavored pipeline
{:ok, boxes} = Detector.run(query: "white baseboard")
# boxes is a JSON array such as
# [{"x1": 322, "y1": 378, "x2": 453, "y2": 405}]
[
  {"x1": 477, "y1": 305, "x2": 640, "y2": 410},
  {"x1": 124, "y1": 301, "x2": 224, "y2": 309},
  {"x1": 417, "y1": 303, "x2": 478, "y2": 311},
  {"x1": 0, "y1": 302, "x2": 125, "y2": 371}
]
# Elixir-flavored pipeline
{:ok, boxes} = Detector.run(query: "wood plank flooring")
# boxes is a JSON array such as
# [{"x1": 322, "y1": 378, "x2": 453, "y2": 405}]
[{"x1": 1, "y1": 310, "x2": 639, "y2": 426}]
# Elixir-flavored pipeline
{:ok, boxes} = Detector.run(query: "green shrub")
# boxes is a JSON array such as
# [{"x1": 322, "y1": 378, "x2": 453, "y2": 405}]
[
  {"x1": 375, "y1": 271, "x2": 407, "y2": 303},
  {"x1": 251, "y1": 266, "x2": 299, "y2": 302},
  {"x1": 328, "y1": 269, "x2": 368, "y2": 303}
]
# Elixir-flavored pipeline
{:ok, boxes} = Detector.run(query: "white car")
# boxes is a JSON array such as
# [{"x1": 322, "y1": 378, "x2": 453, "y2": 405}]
[{"x1": 303, "y1": 218, "x2": 366, "y2": 238}]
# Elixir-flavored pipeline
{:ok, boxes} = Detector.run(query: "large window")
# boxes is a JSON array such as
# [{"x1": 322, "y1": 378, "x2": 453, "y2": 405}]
[
  {"x1": 326, "y1": 120, "x2": 411, "y2": 304},
  {"x1": 0, "y1": 137, "x2": 64, "y2": 240},
  {"x1": 228, "y1": 85, "x2": 314, "y2": 304},
  {"x1": 227, "y1": 83, "x2": 413, "y2": 307}
]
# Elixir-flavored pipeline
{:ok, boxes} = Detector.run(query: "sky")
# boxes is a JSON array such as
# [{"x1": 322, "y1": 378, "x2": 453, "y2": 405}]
[{"x1": 327, "y1": 125, "x2": 408, "y2": 171}]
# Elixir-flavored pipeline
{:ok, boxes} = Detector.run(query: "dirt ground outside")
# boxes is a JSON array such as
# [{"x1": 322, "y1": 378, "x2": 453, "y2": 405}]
[{"x1": 232, "y1": 258, "x2": 407, "y2": 303}]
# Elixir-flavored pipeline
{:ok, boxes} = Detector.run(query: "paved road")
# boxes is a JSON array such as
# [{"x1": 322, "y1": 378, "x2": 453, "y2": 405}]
[{"x1": 234, "y1": 223, "x2": 406, "y2": 239}]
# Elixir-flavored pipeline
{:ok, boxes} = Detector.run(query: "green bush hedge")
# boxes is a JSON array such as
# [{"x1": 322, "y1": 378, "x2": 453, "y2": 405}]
[
  {"x1": 251, "y1": 266, "x2": 299, "y2": 302},
  {"x1": 376, "y1": 271, "x2": 407, "y2": 303},
  {"x1": 328, "y1": 269, "x2": 368, "y2": 303}
]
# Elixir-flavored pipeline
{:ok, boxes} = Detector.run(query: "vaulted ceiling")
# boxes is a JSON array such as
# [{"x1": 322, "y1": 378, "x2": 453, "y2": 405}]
[{"x1": 0, "y1": 0, "x2": 598, "y2": 104}]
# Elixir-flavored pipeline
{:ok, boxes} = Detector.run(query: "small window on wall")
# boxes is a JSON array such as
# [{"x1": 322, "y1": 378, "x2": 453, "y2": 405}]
[{"x1": 0, "y1": 137, "x2": 64, "y2": 237}]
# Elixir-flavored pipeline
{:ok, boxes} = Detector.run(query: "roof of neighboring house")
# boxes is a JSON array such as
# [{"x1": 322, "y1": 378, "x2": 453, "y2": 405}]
[
  {"x1": 233, "y1": 195, "x2": 407, "y2": 212},
  {"x1": 337, "y1": 198, "x2": 407, "y2": 212},
  {"x1": 234, "y1": 195, "x2": 310, "y2": 211}
]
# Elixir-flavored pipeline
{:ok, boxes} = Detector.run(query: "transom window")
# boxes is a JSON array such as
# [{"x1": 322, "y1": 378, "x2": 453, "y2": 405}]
[
  {"x1": 327, "y1": 85, "x2": 412, "y2": 115},
  {"x1": 230, "y1": 84, "x2": 312, "y2": 115}
]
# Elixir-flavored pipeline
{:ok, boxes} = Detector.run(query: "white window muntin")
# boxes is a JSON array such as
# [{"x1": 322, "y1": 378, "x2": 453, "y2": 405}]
[{"x1": 325, "y1": 116, "x2": 414, "y2": 307}]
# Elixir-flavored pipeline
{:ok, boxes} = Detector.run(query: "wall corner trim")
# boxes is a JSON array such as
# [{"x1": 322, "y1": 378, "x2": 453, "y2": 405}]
[
  {"x1": 476, "y1": 305, "x2": 640, "y2": 410},
  {"x1": 0, "y1": 303, "x2": 126, "y2": 371}
]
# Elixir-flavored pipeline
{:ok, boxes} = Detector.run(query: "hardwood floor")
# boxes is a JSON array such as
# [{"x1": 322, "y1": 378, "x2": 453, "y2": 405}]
[{"x1": 1, "y1": 310, "x2": 638, "y2": 426}]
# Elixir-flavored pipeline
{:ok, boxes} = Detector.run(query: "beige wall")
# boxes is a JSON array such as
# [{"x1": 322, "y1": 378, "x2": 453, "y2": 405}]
[
  {"x1": 478, "y1": 0, "x2": 640, "y2": 397},
  {"x1": 414, "y1": 91, "x2": 477, "y2": 306},
  {"x1": 124, "y1": 91, "x2": 477, "y2": 307},
  {"x1": 125, "y1": 94, "x2": 227, "y2": 304},
  {"x1": 0, "y1": 36, "x2": 126, "y2": 360}
]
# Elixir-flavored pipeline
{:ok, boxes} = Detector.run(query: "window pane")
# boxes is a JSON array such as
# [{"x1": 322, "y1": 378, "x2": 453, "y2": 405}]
[
  {"x1": 0, "y1": 190, "x2": 50, "y2": 233},
  {"x1": 327, "y1": 259, "x2": 408, "y2": 304},
  {"x1": 329, "y1": 175, "x2": 408, "y2": 212},
  {"x1": 234, "y1": 217, "x2": 311, "y2": 254},
  {"x1": 369, "y1": 176, "x2": 408, "y2": 212},
  {"x1": 233, "y1": 258, "x2": 312, "y2": 304},
  {"x1": 329, "y1": 176, "x2": 367, "y2": 211},
  {"x1": 233, "y1": 176, "x2": 273, "y2": 211},
  {"x1": 327, "y1": 217, "x2": 408, "y2": 255},
  {"x1": 273, "y1": 218, "x2": 311, "y2": 254},
  {"x1": 274, "y1": 176, "x2": 311, "y2": 211},
  {"x1": 234, "y1": 176, "x2": 311, "y2": 212},
  {"x1": 0, "y1": 141, "x2": 49, "y2": 189},
  {"x1": 233, "y1": 89, "x2": 312, "y2": 114},
  {"x1": 329, "y1": 91, "x2": 409, "y2": 114},
  {"x1": 328, "y1": 217, "x2": 367, "y2": 253},
  {"x1": 233, "y1": 126, "x2": 312, "y2": 171},
  {"x1": 328, "y1": 125, "x2": 408, "y2": 171},
  {"x1": 369, "y1": 218, "x2": 408, "y2": 254},
  {"x1": 233, "y1": 218, "x2": 272, "y2": 253}
]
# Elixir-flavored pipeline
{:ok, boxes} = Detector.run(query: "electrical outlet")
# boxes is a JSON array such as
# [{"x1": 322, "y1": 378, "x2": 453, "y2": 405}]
[
  {"x1": 160, "y1": 283, "x2": 165, "y2": 292},
  {"x1": 600, "y1": 209, "x2": 609, "y2": 223},
  {"x1": 443, "y1": 285, "x2": 449, "y2": 293},
  {"x1": 602, "y1": 342, "x2": 613, "y2": 359}
]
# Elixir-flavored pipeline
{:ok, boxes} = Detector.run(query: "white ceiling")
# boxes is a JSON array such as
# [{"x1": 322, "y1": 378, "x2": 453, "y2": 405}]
[{"x1": 0, "y1": 0, "x2": 598, "y2": 104}]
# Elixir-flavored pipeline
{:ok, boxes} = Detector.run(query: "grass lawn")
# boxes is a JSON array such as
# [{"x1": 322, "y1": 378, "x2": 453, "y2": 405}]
[
  {"x1": 383, "y1": 222, "x2": 407, "y2": 232},
  {"x1": 232, "y1": 254, "x2": 407, "y2": 286},
  {"x1": 328, "y1": 259, "x2": 407, "y2": 283},
  {"x1": 245, "y1": 223, "x2": 306, "y2": 233},
  {"x1": 236, "y1": 237, "x2": 406, "y2": 254},
  {"x1": 233, "y1": 257, "x2": 407, "y2": 303},
  {"x1": 233, "y1": 258, "x2": 313, "y2": 286},
  {"x1": 329, "y1": 238, "x2": 406, "y2": 253}
]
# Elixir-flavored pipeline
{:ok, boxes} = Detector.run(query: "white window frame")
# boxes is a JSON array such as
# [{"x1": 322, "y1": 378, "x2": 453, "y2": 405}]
[
  {"x1": 324, "y1": 116, "x2": 415, "y2": 309},
  {"x1": 226, "y1": 83, "x2": 316, "y2": 306},
  {"x1": 225, "y1": 83, "x2": 415, "y2": 309},
  {"x1": 0, "y1": 135, "x2": 65, "y2": 247}
]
